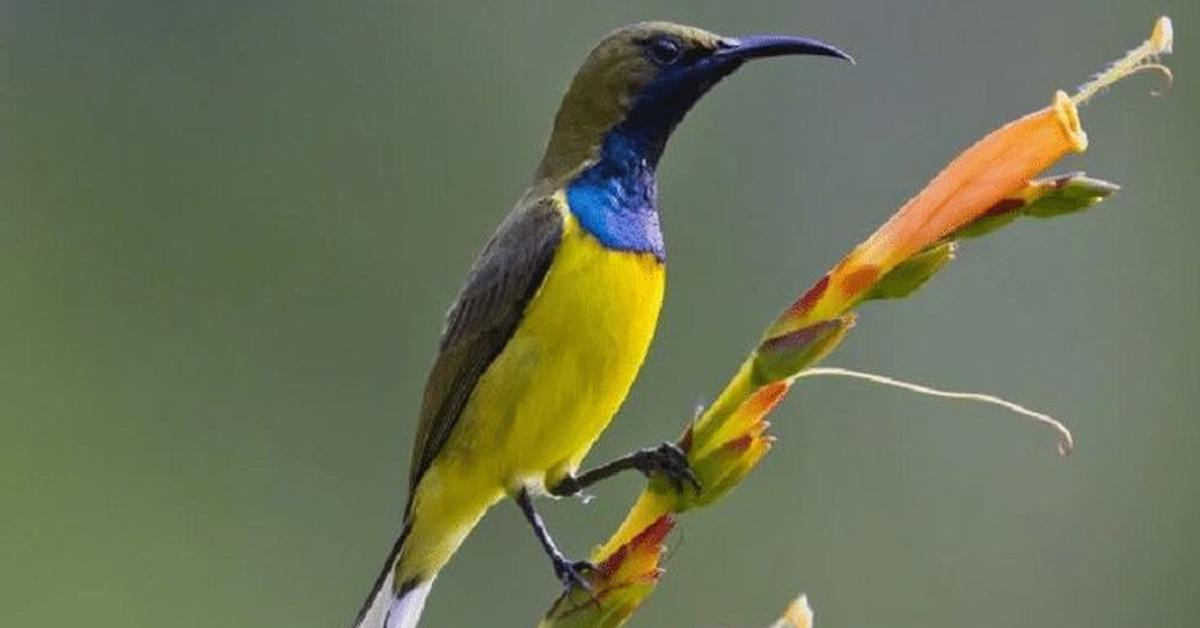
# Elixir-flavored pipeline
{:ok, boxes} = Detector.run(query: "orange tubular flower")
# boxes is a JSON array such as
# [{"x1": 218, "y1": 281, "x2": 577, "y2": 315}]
[{"x1": 771, "y1": 91, "x2": 1087, "y2": 337}]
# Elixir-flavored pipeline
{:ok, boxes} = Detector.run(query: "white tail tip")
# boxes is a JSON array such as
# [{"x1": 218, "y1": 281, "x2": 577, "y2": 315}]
[
  {"x1": 356, "y1": 569, "x2": 433, "y2": 628},
  {"x1": 385, "y1": 581, "x2": 432, "y2": 628}
]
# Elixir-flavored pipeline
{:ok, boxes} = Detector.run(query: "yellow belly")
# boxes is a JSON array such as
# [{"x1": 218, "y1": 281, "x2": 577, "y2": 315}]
[{"x1": 431, "y1": 209, "x2": 665, "y2": 495}]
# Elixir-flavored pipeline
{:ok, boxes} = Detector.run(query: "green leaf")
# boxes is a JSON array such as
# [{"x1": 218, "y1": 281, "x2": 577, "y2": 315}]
[
  {"x1": 953, "y1": 172, "x2": 1119, "y2": 240},
  {"x1": 1024, "y1": 173, "x2": 1120, "y2": 218},
  {"x1": 865, "y1": 242, "x2": 955, "y2": 301},
  {"x1": 752, "y1": 317, "x2": 852, "y2": 384}
]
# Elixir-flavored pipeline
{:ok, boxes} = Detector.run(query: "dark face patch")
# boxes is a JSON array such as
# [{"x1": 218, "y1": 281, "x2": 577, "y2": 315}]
[
  {"x1": 563, "y1": 39, "x2": 746, "y2": 258},
  {"x1": 559, "y1": 26, "x2": 849, "y2": 259}
]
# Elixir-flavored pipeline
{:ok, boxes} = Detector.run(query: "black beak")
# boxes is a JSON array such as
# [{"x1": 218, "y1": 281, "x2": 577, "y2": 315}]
[{"x1": 715, "y1": 34, "x2": 854, "y2": 64}]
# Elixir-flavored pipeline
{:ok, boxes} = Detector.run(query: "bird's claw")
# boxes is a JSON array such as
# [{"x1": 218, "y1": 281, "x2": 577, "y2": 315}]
[
  {"x1": 553, "y1": 557, "x2": 596, "y2": 595},
  {"x1": 635, "y1": 442, "x2": 702, "y2": 494}
]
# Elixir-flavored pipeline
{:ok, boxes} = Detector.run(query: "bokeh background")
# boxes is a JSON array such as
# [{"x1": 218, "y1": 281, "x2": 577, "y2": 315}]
[{"x1": 2, "y1": 1, "x2": 1196, "y2": 627}]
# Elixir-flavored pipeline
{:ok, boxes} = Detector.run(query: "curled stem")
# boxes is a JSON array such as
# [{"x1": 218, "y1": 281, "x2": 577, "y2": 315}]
[
  {"x1": 1073, "y1": 16, "x2": 1174, "y2": 105},
  {"x1": 795, "y1": 367, "x2": 1075, "y2": 456}
]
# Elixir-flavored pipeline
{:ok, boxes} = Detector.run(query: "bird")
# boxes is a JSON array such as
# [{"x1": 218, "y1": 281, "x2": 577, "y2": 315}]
[{"x1": 353, "y1": 21, "x2": 850, "y2": 628}]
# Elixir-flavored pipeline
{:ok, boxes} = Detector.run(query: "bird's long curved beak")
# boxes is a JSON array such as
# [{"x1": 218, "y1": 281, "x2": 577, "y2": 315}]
[{"x1": 715, "y1": 34, "x2": 855, "y2": 64}]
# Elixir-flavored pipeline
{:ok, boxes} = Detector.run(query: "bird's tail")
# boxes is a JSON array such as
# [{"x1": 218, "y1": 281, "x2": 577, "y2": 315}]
[
  {"x1": 353, "y1": 481, "x2": 500, "y2": 628},
  {"x1": 353, "y1": 523, "x2": 422, "y2": 628}
]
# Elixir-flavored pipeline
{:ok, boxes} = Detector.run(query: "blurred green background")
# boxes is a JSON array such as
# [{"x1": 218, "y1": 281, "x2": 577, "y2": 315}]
[{"x1": 2, "y1": 1, "x2": 1196, "y2": 627}]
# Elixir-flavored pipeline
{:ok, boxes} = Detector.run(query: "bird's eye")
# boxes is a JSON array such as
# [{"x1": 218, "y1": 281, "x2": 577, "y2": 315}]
[{"x1": 648, "y1": 37, "x2": 683, "y2": 65}]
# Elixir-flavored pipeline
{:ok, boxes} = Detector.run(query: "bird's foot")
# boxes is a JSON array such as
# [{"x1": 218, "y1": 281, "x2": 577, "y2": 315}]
[
  {"x1": 633, "y1": 442, "x2": 701, "y2": 494},
  {"x1": 553, "y1": 556, "x2": 597, "y2": 595}
]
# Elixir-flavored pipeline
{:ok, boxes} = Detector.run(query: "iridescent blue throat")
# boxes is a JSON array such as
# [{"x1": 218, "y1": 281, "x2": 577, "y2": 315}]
[
  {"x1": 562, "y1": 54, "x2": 743, "y2": 262},
  {"x1": 565, "y1": 130, "x2": 664, "y2": 261}
]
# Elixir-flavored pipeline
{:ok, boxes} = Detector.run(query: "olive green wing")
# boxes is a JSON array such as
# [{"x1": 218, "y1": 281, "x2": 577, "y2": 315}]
[{"x1": 407, "y1": 198, "x2": 564, "y2": 493}]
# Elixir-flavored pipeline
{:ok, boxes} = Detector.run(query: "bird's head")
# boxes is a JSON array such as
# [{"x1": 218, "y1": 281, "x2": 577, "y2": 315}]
[{"x1": 536, "y1": 22, "x2": 851, "y2": 180}]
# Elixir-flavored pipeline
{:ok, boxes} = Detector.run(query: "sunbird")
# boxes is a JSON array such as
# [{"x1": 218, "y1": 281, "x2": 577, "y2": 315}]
[{"x1": 354, "y1": 22, "x2": 850, "y2": 628}]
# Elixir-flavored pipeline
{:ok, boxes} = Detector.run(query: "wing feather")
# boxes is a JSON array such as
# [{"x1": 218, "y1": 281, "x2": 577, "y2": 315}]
[{"x1": 406, "y1": 197, "x2": 564, "y2": 493}]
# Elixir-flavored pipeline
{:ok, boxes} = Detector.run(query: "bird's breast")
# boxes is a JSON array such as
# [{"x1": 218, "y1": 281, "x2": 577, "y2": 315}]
[{"x1": 453, "y1": 204, "x2": 666, "y2": 492}]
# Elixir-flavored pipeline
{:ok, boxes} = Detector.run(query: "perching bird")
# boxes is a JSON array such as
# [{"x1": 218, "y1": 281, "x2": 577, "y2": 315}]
[{"x1": 354, "y1": 22, "x2": 850, "y2": 628}]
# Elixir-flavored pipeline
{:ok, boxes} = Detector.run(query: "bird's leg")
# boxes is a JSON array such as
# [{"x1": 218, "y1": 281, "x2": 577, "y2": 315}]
[
  {"x1": 514, "y1": 489, "x2": 595, "y2": 594},
  {"x1": 548, "y1": 442, "x2": 701, "y2": 497}
]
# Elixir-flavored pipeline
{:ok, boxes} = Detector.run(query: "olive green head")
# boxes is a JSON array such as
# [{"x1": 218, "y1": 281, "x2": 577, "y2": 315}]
[{"x1": 536, "y1": 21, "x2": 852, "y2": 180}]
